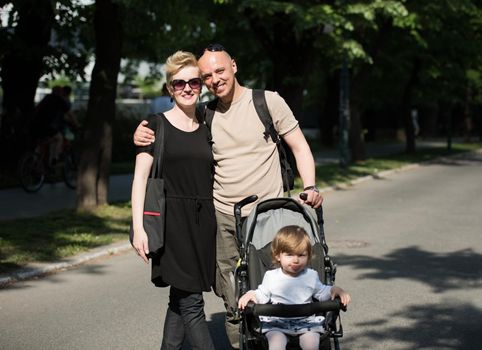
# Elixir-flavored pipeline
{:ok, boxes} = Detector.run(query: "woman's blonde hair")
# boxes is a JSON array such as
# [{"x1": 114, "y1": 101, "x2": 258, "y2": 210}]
[
  {"x1": 271, "y1": 225, "x2": 312, "y2": 265},
  {"x1": 165, "y1": 51, "x2": 199, "y2": 84}
]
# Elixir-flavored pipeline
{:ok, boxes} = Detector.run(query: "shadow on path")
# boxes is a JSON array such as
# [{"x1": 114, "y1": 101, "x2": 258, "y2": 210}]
[
  {"x1": 343, "y1": 301, "x2": 482, "y2": 349},
  {"x1": 337, "y1": 246, "x2": 482, "y2": 293}
]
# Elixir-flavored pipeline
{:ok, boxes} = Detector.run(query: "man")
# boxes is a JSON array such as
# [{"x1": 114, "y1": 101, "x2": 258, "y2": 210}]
[{"x1": 134, "y1": 44, "x2": 322, "y2": 348}]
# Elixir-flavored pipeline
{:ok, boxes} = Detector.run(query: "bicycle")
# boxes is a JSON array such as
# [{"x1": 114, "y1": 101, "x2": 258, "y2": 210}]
[{"x1": 17, "y1": 128, "x2": 79, "y2": 193}]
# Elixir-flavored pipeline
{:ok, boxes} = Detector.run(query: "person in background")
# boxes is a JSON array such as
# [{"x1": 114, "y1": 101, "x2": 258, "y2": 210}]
[{"x1": 32, "y1": 85, "x2": 77, "y2": 165}]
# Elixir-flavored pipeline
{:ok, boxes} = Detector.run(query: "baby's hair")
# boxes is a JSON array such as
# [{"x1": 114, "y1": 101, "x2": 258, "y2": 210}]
[{"x1": 271, "y1": 225, "x2": 312, "y2": 265}]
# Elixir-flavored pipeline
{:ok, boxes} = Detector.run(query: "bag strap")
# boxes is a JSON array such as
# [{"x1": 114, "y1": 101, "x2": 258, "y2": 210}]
[
  {"x1": 252, "y1": 89, "x2": 291, "y2": 195},
  {"x1": 204, "y1": 98, "x2": 218, "y2": 129},
  {"x1": 252, "y1": 89, "x2": 278, "y2": 144},
  {"x1": 150, "y1": 114, "x2": 165, "y2": 179}
]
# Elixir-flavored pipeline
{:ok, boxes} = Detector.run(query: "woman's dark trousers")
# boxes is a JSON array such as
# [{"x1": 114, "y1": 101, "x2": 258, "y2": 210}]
[{"x1": 160, "y1": 286, "x2": 214, "y2": 350}]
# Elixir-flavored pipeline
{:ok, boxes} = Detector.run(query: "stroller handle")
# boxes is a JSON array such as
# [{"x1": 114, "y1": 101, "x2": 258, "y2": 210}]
[
  {"x1": 245, "y1": 298, "x2": 346, "y2": 318},
  {"x1": 234, "y1": 195, "x2": 258, "y2": 246},
  {"x1": 234, "y1": 195, "x2": 259, "y2": 216},
  {"x1": 299, "y1": 192, "x2": 324, "y2": 229}
]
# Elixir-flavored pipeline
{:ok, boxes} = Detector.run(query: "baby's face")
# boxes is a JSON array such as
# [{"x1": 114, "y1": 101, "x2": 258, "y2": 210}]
[{"x1": 276, "y1": 250, "x2": 309, "y2": 277}]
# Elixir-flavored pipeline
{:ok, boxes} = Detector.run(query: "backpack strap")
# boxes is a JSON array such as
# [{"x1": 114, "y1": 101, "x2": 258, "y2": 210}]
[
  {"x1": 252, "y1": 89, "x2": 278, "y2": 144},
  {"x1": 196, "y1": 99, "x2": 216, "y2": 144},
  {"x1": 204, "y1": 98, "x2": 218, "y2": 130},
  {"x1": 252, "y1": 89, "x2": 294, "y2": 194}
]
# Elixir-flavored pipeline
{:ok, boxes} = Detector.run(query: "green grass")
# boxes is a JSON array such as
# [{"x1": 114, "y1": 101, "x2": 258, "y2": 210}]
[
  {"x1": 1, "y1": 142, "x2": 480, "y2": 274},
  {"x1": 0, "y1": 202, "x2": 131, "y2": 274}
]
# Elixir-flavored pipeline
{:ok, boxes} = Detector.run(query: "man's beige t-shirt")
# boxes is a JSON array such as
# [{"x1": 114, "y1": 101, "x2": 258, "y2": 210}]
[{"x1": 211, "y1": 88, "x2": 299, "y2": 216}]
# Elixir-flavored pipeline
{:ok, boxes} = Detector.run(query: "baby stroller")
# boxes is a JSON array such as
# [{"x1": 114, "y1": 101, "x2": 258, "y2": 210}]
[{"x1": 234, "y1": 195, "x2": 346, "y2": 350}]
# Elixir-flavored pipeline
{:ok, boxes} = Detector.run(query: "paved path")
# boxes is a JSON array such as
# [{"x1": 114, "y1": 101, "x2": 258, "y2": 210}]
[
  {"x1": 323, "y1": 149, "x2": 482, "y2": 349},
  {"x1": 0, "y1": 174, "x2": 133, "y2": 221},
  {"x1": 1, "y1": 149, "x2": 481, "y2": 349}
]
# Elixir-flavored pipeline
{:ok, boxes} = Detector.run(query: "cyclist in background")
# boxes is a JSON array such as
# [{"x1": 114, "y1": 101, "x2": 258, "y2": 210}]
[{"x1": 31, "y1": 85, "x2": 78, "y2": 166}]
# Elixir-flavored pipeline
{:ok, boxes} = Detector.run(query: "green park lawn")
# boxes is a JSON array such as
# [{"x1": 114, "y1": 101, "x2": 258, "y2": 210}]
[{"x1": 0, "y1": 142, "x2": 480, "y2": 274}]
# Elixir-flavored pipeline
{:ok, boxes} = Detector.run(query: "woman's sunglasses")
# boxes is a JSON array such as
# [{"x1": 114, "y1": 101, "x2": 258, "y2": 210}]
[{"x1": 171, "y1": 78, "x2": 202, "y2": 92}]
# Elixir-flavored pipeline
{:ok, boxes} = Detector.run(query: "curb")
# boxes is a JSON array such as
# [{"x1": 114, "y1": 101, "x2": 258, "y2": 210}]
[{"x1": 0, "y1": 241, "x2": 132, "y2": 287}]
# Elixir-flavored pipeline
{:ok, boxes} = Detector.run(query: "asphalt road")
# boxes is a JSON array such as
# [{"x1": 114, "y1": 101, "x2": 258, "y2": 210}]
[{"x1": 1, "y1": 149, "x2": 481, "y2": 349}]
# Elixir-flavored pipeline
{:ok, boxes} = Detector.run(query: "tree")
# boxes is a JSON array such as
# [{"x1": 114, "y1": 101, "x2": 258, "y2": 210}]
[
  {"x1": 0, "y1": 0, "x2": 55, "y2": 161},
  {"x1": 76, "y1": 0, "x2": 122, "y2": 210},
  {"x1": 0, "y1": 0, "x2": 91, "y2": 163}
]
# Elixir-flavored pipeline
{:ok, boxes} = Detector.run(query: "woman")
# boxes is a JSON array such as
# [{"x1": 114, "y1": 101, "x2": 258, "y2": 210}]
[{"x1": 131, "y1": 51, "x2": 216, "y2": 349}]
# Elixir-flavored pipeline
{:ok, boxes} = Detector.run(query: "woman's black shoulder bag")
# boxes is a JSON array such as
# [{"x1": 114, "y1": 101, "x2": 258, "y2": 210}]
[{"x1": 129, "y1": 114, "x2": 166, "y2": 258}]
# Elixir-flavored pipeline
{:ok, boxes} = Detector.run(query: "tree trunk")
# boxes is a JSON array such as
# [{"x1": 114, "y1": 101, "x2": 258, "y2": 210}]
[
  {"x1": 320, "y1": 71, "x2": 339, "y2": 147},
  {"x1": 347, "y1": 20, "x2": 394, "y2": 162},
  {"x1": 349, "y1": 70, "x2": 367, "y2": 161},
  {"x1": 76, "y1": 0, "x2": 122, "y2": 210},
  {"x1": 348, "y1": 103, "x2": 366, "y2": 161},
  {"x1": 0, "y1": 0, "x2": 54, "y2": 163},
  {"x1": 401, "y1": 58, "x2": 421, "y2": 154},
  {"x1": 424, "y1": 105, "x2": 439, "y2": 137}
]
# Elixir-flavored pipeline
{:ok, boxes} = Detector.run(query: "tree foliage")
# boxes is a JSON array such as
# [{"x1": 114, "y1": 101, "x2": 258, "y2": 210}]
[{"x1": 0, "y1": 0, "x2": 480, "y2": 205}]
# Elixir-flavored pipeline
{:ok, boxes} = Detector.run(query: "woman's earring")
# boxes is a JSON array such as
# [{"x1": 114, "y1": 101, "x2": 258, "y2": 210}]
[{"x1": 170, "y1": 96, "x2": 173, "y2": 103}]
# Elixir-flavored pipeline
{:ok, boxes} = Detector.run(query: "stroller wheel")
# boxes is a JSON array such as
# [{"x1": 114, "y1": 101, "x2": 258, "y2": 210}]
[
  {"x1": 239, "y1": 322, "x2": 258, "y2": 350},
  {"x1": 239, "y1": 333, "x2": 255, "y2": 350}
]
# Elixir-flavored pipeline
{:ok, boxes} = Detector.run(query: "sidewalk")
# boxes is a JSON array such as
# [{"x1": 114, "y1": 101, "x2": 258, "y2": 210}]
[
  {"x1": 0, "y1": 174, "x2": 133, "y2": 221},
  {"x1": 0, "y1": 139, "x2": 449, "y2": 286}
]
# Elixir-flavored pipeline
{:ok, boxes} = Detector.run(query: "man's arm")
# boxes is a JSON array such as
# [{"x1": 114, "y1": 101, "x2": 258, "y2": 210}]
[
  {"x1": 283, "y1": 127, "x2": 323, "y2": 208},
  {"x1": 133, "y1": 120, "x2": 155, "y2": 146}
]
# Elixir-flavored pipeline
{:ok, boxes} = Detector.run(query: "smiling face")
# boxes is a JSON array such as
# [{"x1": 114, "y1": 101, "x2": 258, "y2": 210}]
[
  {"x1": 198, "y1": 51, "x2": 237, "y2": 102},
  {"x1": 167, "y1": 65, "x2": 201, "y2": 108}
]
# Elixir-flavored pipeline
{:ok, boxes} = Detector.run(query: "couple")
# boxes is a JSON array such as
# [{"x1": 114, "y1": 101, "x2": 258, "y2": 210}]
[{"x1": 131, "y1": 44, "x2": 323, "y2": 349}]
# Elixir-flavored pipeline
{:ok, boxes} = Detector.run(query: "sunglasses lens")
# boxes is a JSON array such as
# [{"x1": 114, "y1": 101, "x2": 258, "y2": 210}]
[
  {"x1": 172, "y1": 78, "x2": 202, "y2": 91},
  {"x1": 189, "y1": 78, "x2": 202, "y2": 90},
  {"x1": 172, "y1": 80, "x2": 186, "y2": 91}
]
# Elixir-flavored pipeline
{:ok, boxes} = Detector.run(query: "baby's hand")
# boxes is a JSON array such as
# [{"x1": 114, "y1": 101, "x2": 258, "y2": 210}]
[
  {"x1": 238, "y1": 290, "x2": 257, "y2": 310},
  {"x1": 331, "y1": 286, "x2": 351, "y2": 306}
]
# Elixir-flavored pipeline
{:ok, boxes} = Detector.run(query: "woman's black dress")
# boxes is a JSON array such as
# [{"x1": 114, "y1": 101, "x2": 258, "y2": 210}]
[{"x1": 136, "y1": 113, "x2": 216, "y2": 292}]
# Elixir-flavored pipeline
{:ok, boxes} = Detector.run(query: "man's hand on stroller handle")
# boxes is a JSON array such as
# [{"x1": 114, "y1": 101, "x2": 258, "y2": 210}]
[
  {"x1": 299, "y1": 189, "x2": 323, "y2": 208},
  {"x1": 331, "y1": 286, "x2": 351, "y2": 307}
]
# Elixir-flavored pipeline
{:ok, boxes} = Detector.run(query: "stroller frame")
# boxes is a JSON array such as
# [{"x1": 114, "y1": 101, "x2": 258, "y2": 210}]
[{"x1": 234, "y1": 196, "x2": 345, "y2": 350}]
